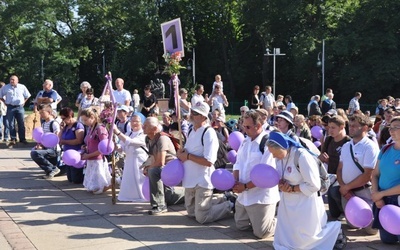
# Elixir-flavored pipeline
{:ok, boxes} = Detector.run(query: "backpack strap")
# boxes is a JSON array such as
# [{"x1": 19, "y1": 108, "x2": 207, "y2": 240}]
[
  {"x1": 349, "y1": 144, "x2": 365, "y2": 173},
  {"x1": 188, "y1": 126, "x2": 210, "y2": 146},
  {"x1": 259, "y1": 134, "x2": 269, "y2": 154},
  {"x1": 382, "y1": 143, "x2": 394, "y2": 154}
]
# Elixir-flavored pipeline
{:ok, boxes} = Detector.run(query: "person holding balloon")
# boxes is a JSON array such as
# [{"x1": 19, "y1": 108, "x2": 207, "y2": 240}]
[
  {"x1": 371, "y1": 116, "x2": 400, "y2": 244},
  {"x1": 266, "y1": 131, "x2": 344, "y2": 249},
  {"x1": 58, "y1": 107, "x2": 85, "y2": 184},
  {"x1": 80, "y1": 107, "x2": 111, "y2": 194},
  {"x1": 31, "y1": 104, "x2": 61, "y2": 179},
  {"x1": 113, "y1": 114, "x2": 148, "y2": 202},
  {"x1": 231, "y1": 110, "x2": 279, "y2": 239},
  {"x1": 177, "y1": 101, "x2": 233, "y2": 224}
]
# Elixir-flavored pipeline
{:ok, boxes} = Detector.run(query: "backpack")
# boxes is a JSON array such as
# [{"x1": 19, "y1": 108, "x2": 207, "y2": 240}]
[
  {"x1": 189, "y1": 126, "x2": 229, "y2": 169},
  {"x1": 160, "y1": 131, "x2": 184, "y2": 152},
  {"x1": 293, "y1": 148, "x2": 330, "y2": 195},
  {"x1": 116, "y1": 120, "x2": 129, "y2": 134}
]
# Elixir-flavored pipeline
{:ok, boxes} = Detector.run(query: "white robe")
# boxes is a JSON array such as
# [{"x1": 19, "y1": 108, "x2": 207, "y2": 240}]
[
  {"x1": 274, "y1": 147, "x2": 341, "y2": 250},
  {"x1": 117, "y1": 130, "x2": 148, "y2": 202}
]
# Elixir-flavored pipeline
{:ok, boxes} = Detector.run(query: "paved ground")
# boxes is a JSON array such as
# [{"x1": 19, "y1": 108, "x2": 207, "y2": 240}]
[{"x1": 0, "y1": 143, "x2": 399, "y2": 250}]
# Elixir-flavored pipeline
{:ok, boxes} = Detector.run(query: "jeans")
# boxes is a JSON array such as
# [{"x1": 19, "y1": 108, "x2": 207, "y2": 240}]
[
  {"x1": 328, "y1": 185, "x2": 343, "y2": 218},
  {"x1": 0, "y1": 115, "x2": 3, "y2": 139},
  {"x1": 6, "y1": 105, "x2": 26, "y2": 141},
  {"x1": 66, "y1": 165, "x2": 84, "y2": 184},
  {"x1": 30, "y1": 148, "x2": 58, "y2": 174},
  {"x1": 3, "y1": 115, "x2": 9, "y2": 140}
]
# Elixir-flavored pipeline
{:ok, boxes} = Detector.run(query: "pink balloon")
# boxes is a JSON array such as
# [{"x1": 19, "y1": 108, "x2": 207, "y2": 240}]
[
  {"x1": 33, "y1": 127, "x2": 44, "y2": 143},
  {"x1": 41, "y1": 132, "x2": 59, "y2": 148},
  {"x1": 98, "y1": 139, "x2": 114, "y2": 155},
  {"x1": 314, "y1": 140, "x2": 321, "y2": 148},
  {"x1": 73, "y1": 160, "x2": 86, "y2": 169},
  {"x1": 62, "y1": 150, "x2": 81, "y2": 166},
  {"x1": 228, "y1": 131, "x2": 245, "y2": 151},
  {"x1": 226, "y1": 150, "x2": 237, "y2": 164},
  {"x1": 250, "y1": 164, "x2": 279, "y2": 188},
  {"x1": 311, "y1": 126, "x2": 323, "y2": 140},
  {"x1": 161, "y1": 159, "x2": 184, "y2": 186},
  {"x1": 142, "y1": 177, "x2": 150, "y2": 201},
  {"x1": 379, "y1": 204, "x2": 400, "y2": 235},
  {"x1": 345, "y1": 196, "x2": 373, "y2": 228},
  {"x1": 211, "y1": 169, "x2": 235, "y2": 191}
]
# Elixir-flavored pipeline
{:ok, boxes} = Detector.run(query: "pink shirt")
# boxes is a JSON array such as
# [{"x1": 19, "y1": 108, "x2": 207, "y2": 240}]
[{"x1": 85, "y1": 124, "x2": 108, "y2": 160}]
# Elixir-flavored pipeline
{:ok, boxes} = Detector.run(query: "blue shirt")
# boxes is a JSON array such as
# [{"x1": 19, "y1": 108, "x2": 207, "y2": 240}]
[
  {"x1": 34, "y1": 90, "x2": 58, "y2": 109},
  {"x1": 378, "y1": 145, "x2": 400, "y2": 190},
  {"x1": 0, "y1": 83, "x2": 31, "y2": 106}
]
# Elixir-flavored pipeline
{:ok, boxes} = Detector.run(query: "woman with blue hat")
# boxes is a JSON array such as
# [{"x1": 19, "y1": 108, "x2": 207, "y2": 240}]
[{"x1": 267, "y1": 131, "x2": 345, "y2": 249}]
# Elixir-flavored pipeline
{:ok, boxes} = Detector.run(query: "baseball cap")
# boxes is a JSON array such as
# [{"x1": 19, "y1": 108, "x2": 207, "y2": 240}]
[
  {"x1": 191, "y1": 101, "x2": 210, "y2": 118},
  {"x1": 117, "y1": 105, "x2": 130, "y2": 112}
]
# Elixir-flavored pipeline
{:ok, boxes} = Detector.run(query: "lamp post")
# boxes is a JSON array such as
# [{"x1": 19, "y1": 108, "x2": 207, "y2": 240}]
[
  {"x1": 186, "y1": 48, "x2": 196, "y2": 86},
  {"x1": 317, "y1": 40, "x2": 325, "y2": 97},
  {"x1": 265, "y1": 48, "x2": 286, "y2": 97}
]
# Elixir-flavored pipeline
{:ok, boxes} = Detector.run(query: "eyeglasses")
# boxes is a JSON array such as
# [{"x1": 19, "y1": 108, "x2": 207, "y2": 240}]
[
  {"x1": 243, "y1": 124, "x2": 256, "y2": 130},
  {"x1": 191, "y1": 111, "x2": 201, "y2": 116},
  {"x1": 388, "y1": 126, "x2": 400, "y2": 131},
  {"x1": 87, "y1": 93, "x2": 93, "y2": 95}
]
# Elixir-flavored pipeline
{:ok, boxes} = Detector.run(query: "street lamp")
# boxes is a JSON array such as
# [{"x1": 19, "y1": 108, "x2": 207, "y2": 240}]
[
  {"x1": 264, "y1": 48, "x2": 286, "y2": 97},
  {"x1": 316, "y1": 40, "x2": 325, "y2": 97},
  {"x1": 186, "y1": 48, "x2": 196, "y2": 86}
]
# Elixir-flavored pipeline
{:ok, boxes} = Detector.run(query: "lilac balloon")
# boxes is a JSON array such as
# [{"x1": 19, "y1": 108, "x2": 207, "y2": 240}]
[
  {"x1": 379, "y1": 204, "x2": 400, "y2": 235},
  {"x1": 314, "y1": 140, "x2": 321, "y2": 148},
  {"x1": 33, "y1": 127, "x2": 44, "y2": 143},
  {"x1": 62, "y1": 150, "x2": 81, "y2": 166},
  {"x1": 227, "y1": 150, "x2": 237, "y2": 164},
  {"x1": 345, "y1": 196, "x2": 373, "y2": 228},
  {"x1": 250, "y1": 164, "x2": 279, "y2": 188},
  {"x1": 161, "y1": 159, "x2": 184, "y2": 186},
  {"x1": 311, "y1": 126, "x2": 323, "y2": 140},
  {"x1": 73, "y1": 160, "x2": 86, "y2": 169},
  {"x1": 211, "y1": 169, "x2": 235, "y2": 191},
  {"x1": 142, "y1": 177, "x2": 150, "y2": 201},
  {"x1": 228, "y1": 131, "x2": 245, "y2": 151},
  {"x1": 98, "y1": 139, "x2": 114, "y2": 155},
  {"x1": 41, "y1": 132, "x2": 59, "y2": 148}
]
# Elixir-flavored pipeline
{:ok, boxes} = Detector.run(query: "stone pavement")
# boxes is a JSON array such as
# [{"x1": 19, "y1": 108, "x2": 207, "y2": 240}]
[{"x1": 0, "y1": 145, "x2": 399, "y2": 250}]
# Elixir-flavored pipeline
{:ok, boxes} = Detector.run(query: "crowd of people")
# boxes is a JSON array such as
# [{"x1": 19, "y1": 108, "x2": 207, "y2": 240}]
[{"x1": 0, "y1": 73, "x2": 400, "y2": 248}]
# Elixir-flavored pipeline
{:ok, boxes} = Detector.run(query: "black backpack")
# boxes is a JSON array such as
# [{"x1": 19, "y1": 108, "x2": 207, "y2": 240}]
[{"x1": 189, "y1": 126, "x2": 229, "y2": 169}]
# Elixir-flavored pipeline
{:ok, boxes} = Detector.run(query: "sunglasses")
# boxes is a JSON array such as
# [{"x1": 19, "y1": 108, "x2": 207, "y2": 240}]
[
  {"x1": 243, "y1": 124, "x2": 256, "y2": 130},
  {"x1": 191, "y1": 111, "x2": 201, "y2": 116}
]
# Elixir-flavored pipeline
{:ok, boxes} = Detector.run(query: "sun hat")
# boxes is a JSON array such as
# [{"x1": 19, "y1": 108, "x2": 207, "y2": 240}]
[
  {"x1": 191, "y1": 101, "x2": 210, "y2": 118},
  {"x1": 275, "y1": 110, "x2": 294, "y2": 124}
]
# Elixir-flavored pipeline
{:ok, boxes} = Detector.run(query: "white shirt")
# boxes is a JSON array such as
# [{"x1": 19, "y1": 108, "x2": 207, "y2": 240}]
[
  {"x1": 211, "y1": 95, "x2": 225, "y2": 113},
  {"x1": 113, "y1": 89, "x2": 132, "y2": 105},
  {"x1": 132, "y1": 93, "x2": 140, "y2": 108},
  {"x1": 191, "y1": 93, "x2": 204, "y2": 107},
  {"x1": 182, "y1": 125, "x2": 219, "y2": 189},
  {"x1": 233, "y1": 132, "x2": 280, "y2": 206},
  {"x1": 340, "y1": 136, "x2": 379, "y2": 184},
  {"x1": 260, "y1": 92, "x2": 275, "y2": 109}
]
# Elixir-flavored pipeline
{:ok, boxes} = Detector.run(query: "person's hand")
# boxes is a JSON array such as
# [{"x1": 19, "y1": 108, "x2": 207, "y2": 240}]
[
  {"x1": 371, "y1": 191, "x2": 384, "y2": 202},
  {"x1": 375, "y1": 199, "x2": 385, "y2": 209},
  {"x1": 319, "y1": 152, "x2": 329, "y2": 163},
  {"x1": 278, "y1": 179, "x2": 292, "y2": 193},
  {"x1": 81, "y1": 145, "x2": 87, "y2": 152},
  {"x1": 81, "y1": 153, "x2": 89, "y2": 160},
  {"x1": 143, "y1": 166, "x2": 149, "y2": 176},
  {"x1": 232, "y1": 181, "x2": 245, "y2": 194}
]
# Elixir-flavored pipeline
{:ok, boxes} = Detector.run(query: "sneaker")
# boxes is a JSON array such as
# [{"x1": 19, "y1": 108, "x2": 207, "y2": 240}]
[
  {"x1": 8, "y1": 140, "x2": 16, "y2": 146},
  {"x1": 364, "y1": 226, "x2": 379, "y2": 235},
  {"x1": 148, "y1": 206, "x2": 168, "y2": 215},
  {"x1": 334, "y1": 228, "x2": 347, "y2": 250},
  {"x1": 224, "y1": 191, "x2": 237, "y2": 213},
  {"x1": 43, "y1": 168, "x2": 61, "y2": 180}
]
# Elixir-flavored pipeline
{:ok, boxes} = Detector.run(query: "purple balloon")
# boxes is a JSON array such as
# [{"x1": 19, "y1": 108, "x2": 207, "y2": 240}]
[
  {"x1": 211, "y1": 169, "x2": 235, "y2": 191},
  {"x1": 98, "y1": 139, "x2": 114, "y2": 155},
  {"x1": 311, "y1": 126, "x2": 323, "y2": 140},
  {"x1": 161, "y1": 159, "x2": 184, "y2": 186},
  {"x1": 250, "y1": 164, "x2": 279, "y2": 188},
  {"x1": 314, "y1": 140, "x2": 321, "y2": 148},
  {"x1": 379, "y1": 204, "x2": 400, "y2": 235},
  {"x1": 33, "y1": 127, "x2": 44, "y2": 143},
  {"x1": 345, "y1": 196, "x2": 373, "y2": 228},
  {"x1": 227, "y1": 150, "x2": 237, "y2": 164},
  {"x1": 62, "y1": 150, "x2": 81, "y2": 166},
  {"x1": 142, "y1": 177, "x2": 150, "y2": 201},
  {"x1": 73, "y1": 160, "x2": 86, "y2": 169},
  {"x1": 228, "y1": 131, "x2": 245, "y2": 151},
  {"x1": 41, "y1": 132, "x2": 59, "y2": 148}
]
